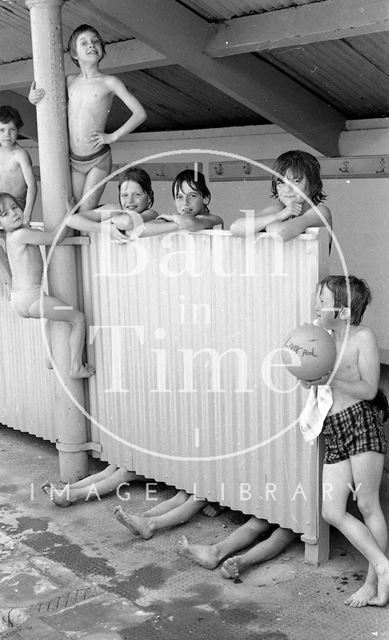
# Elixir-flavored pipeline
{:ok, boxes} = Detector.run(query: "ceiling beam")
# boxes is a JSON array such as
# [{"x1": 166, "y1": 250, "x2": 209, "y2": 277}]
[
  {"x1": 91, "y1": 0, "x2": 345, "y2": 156},
  {"x1": 205, "y1": 0, "x2": 389, "y2": 56},
  {"x1": 0, "y1": 39, "x2": 169, "y2": 91}
]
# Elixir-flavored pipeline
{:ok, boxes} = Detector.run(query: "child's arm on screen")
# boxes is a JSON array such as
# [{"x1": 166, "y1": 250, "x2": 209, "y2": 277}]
[
  {"x1": 266, "y1": 203, "x2": 331, "y2": 242},
  {"x1": 230, "y1": 201, "x2": 291, "y2": 236}
]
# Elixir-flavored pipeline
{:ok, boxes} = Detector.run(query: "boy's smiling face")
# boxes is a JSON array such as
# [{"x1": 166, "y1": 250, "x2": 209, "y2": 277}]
[
  {"x1": 119, "y1": 180, "x2": 149, "y2": 214},
  {"x1": 0, "y1": 120, "x2": 18, "y2": 147},
  {"x1": 0, "y1": 197, "x2": 23, "y2": 232},
  {"x1": 74, "y1": 30, "x2": 103, "y2": 65}
]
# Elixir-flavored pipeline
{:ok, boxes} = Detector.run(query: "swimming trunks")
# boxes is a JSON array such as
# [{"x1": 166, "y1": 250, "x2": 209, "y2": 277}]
[
  {"x1": 322, "y1": 400, "x2": 387, "y2": 464},
  {"x1": 11, "y1": 287, "x2": 42, "y2": 318},
  {"x1": 70, "y1": 145, "x2": 111, "y2": 175}
]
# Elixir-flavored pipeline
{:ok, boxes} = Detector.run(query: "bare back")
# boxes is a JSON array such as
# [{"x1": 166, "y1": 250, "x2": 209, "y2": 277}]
[
  {"x1": 6, "y1": 230, "x2": 43, "y2": 291},
  {"x1": 67, "y1": 74, "x2": 114, "y2": 156},
  {"x1": 0, "y1": 146, "x2": 28, "y2": 200}
]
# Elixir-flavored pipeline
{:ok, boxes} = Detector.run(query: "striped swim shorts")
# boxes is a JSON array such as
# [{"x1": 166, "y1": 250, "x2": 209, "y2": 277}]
[{"x1": 322, "y1": 400, "x2": 387, "y2": 464}]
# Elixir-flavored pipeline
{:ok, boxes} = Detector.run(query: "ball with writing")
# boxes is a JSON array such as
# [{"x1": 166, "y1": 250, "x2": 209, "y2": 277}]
[{"x1": 281, "y1": 323, "x2": 336, "y2": 381}]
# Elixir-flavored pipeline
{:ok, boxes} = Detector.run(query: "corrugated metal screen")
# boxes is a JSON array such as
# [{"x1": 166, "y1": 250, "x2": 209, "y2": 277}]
[
  {"x1": 0, "y1": 280, "x2": 57, "y2": 442},
  {"x1": 82, "y1": 229, "x2": 328, "y2": 538}
]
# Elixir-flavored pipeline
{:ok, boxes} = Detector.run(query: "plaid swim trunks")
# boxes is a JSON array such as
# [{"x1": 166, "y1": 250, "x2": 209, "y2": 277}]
[{"x1": 322, "y1": 400, "x2": 387, "y2": 464}]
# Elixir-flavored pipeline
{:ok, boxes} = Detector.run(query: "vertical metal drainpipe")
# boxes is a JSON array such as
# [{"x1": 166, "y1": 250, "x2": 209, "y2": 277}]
[{"x1": 26, "y1": 0, "x2": 89, "y2": 482}]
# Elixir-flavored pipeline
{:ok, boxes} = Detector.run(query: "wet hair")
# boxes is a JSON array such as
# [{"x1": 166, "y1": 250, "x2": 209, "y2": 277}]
[
  {"x1": 0, "y1": 192, "x2": 17, "y2": 235},
  {"x1": 172, "y1": 169, "x2": 211, "y2": 213},
  {"x1": 318, "y1": 275, "x2": 371, "y2": 326},
  {"x1": 0, "y1": 105, "x2": 23, "y2": 130},
  {"x1": 271, "y1": 150, "x2": 326, "y2": 205},
  {"x1": 118, "y1": 167, "x2": 154, "y2": 208},
  {"x1": 0, "y1": 192, "x2": 17, "y2": 211},
  {"x1": 67, "y1": 24, "x2": 106, "y2": 67}
]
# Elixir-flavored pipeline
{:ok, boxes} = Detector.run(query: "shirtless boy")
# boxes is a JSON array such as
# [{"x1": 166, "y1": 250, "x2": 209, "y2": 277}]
[
  {"x1": 230, "y1": 150, "x2": 331, "y2": 244},
  {"x1": 0, "y1": 106, "x2": 37, "y2": 226},
  {"x1": 308, "y1": 275, "x2": 389, "y2": 607},
  {"x1": 0, "y1": 192, "x2": 95, "y2": 378},
  {"x1": 30, "y1": 24, "x2": 146, "y2": 211}
]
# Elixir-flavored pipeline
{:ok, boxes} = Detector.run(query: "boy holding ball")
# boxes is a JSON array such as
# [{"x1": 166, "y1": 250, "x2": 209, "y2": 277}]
[{"x1": 304, "y1": 275, "x2": 389, "y2": 607}]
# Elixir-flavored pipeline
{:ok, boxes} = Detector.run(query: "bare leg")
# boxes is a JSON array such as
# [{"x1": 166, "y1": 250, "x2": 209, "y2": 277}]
[
  {"x1": 41, "y1": 481, "x2": 72, "y2": 507},
  {"x1": 350, "y1": 453, "x2": 388, "y2": 607},
  {"x1": 179, "y1": 517, "x2": 271, "y2": 569},
  {"x1": 70, "y1": 466, "x2": 147, "y2": 490},
  {"x1": 43, "y1": 319, "x2": 53, "y2": 369},
  {"x1": 40, "y1": 464, "x2": 119, "y2": 505},
  {"x1": 323, "y1": 456, "x2": 389, "y2": 608},
  {"x1": 67, "y1": 465, "x2": 146, "y2": 489},
  {"x1": 220, "y1": 527, "x2": 297, "y2": 579},
  {"x1": 0, "y1": 245, "x2": 11, "y2": 283},
  {"x1": 114, "y1": 493, "x2": 207, "y2": 539},
  {"x1": 41, "y1": 468, "x2": 144, "y2": 507},
  {"x1": 76, "y1": 156, "x2": 112, "y2": 212},
  {"x1": 28, "y1": 295, "x2": 95, "y2": 378},
  {"x1": 143, "y1": 489, "x2": 190, "y2": 517},
  {"x1": 67, "y1": 464, "x2": 121, "y2": 489},
  {"x1": 71, "y1": 170, "x2": 87, "y2": 211}
]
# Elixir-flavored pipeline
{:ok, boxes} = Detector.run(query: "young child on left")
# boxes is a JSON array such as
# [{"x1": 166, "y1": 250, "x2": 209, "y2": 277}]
[
  {"x1": 0, "y1": 192, "x2": 94, "y2": 379},
  {"x1": 0, "y1": 106, "x2": 37, "y2": 287},
  {"x1": 0, "y1": 106, "x2": 37, "y2": 226}
]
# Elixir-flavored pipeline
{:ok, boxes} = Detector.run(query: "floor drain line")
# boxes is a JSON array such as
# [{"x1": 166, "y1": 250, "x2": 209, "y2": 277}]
[{"x1": 26, "y1": 584, "x2": 104, "y2": 616}]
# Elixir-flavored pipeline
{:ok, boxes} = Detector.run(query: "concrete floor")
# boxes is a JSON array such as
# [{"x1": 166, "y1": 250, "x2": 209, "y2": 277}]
[{"x1": 0, "y1": 425, "x2": 389, "y2": 640}]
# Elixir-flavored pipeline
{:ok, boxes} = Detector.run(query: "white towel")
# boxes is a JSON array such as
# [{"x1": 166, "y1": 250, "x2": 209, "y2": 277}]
[{"x1": 299, "y1": 385, "x2": 333, "y2": 443}]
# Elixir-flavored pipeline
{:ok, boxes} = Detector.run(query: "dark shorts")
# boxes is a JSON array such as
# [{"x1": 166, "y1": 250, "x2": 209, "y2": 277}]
[{"x1": 322, "y1": 401, "x2": 387, "y2": 464}]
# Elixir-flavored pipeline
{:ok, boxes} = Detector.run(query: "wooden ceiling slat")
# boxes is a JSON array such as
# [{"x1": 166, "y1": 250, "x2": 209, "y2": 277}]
[
  {"x1": 262, "y1": 38, "x2": 389, "y2": 118},
  {"x1": 0, "y1": 0, "x2": 387, "y2": 146}
]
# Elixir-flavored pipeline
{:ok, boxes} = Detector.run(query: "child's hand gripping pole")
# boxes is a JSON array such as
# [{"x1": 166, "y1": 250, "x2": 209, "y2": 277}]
[{"x1": 28, "y1": 80, "x2": 46, "y2": 105}]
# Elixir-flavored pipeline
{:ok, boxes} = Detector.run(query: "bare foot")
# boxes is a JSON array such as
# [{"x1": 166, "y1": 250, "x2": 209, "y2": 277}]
[
  {"x1": 202, "y1": 503, "x2": 226, "y2": 518},
  {"x1": 0, "y1": 607, "x2": 28, "y2": 633},
  {"x1": 344, "y1": 583, "x2": 376, "y2": 607},
  {"x1": 70, "y1": 363, "x2": 95, "y2": 379},
  {"x1": 114, "y1": 506, "x2": 154, "y2": 539},
  {"x1": 368, "y1": 571, "x2": 389, "y2": 607},
  {"x1": 114, "y1": 505, "x2": 138, "y2": 534},
  {"x1": 41, "y1": 481, "x2": 72, "y2": 507},
  {"x1": 220, "y1": 556, "x2": 242, "y2": 580},
  {"x1": 178, "y1": 535, "x2": 221, "y2": 569}
]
